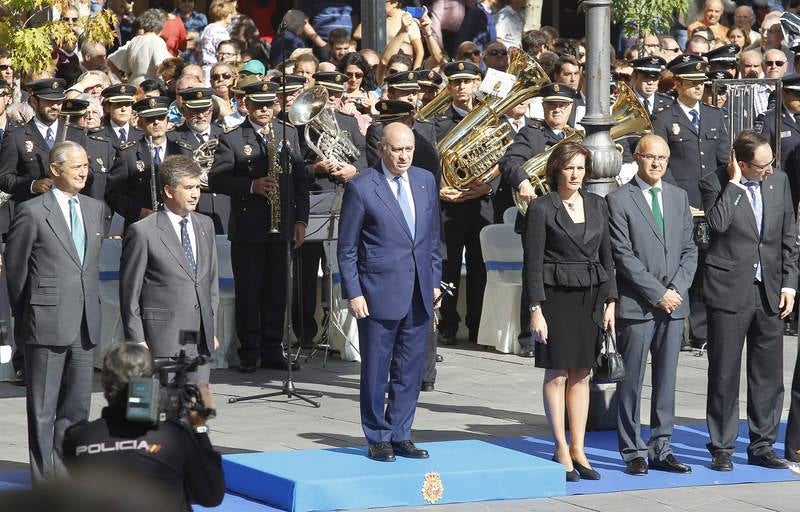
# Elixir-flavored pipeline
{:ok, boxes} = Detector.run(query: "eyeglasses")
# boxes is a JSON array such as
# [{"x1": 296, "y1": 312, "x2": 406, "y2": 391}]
[
  {"x1": 211, "y1": 72, "x2": 232, "y2": 80},
  {"x1": 663, "y1": 47, "x2": 681, "y2": 53},
  {"x1": 636, "y1": 153, "x2": 669, "y2": 163},
  {"x1": 216, "y1": 52, "x2": 239, "y2": 58},
  {"x1": 643, "y1": 43, "x2": 661, "y2": 49},
  {"x1": 748, "y1": 158, "x2": 775, "y2": 170},
  {"x1": 62, "y1": 17, "x2": 78, "y2": 22},
  {"x1": 486, "y1": 49, "x2": 508, "y2": 57},
  {"x1": 346, "y1": 72, "x2": 363, "y2": 79},
  {"x1": 460, "y1": 50, "x2": 481, "y2": 58},
  {"x1": 765, "y1": 60, "x2": 786, "y2": 67}
]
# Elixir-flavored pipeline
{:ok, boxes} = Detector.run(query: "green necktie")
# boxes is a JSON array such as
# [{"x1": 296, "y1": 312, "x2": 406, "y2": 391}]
[{"x1": 650, "y1": 187, "x2": 664, "y2": 233}]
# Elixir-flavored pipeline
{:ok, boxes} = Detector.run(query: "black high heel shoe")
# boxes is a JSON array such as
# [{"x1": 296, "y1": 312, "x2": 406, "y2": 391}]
[
  {"x1": 552, "y1": 455, "x2": 580, "y2": 482},
  {"x1": 572, "y1": 459, "x2": 601, "y2": 480}
]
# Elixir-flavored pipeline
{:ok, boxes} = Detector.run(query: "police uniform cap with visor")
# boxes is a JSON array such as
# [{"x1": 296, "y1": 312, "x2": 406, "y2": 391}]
[
  {"x1": 241, "y1": 80, "x2": 278, "y2": 103},
  {"x1": 27, "y1": 78, "x2": 67, "y2": 101},
  {"x1": 269, "y1": 74, "x2": 306, "y2": 93},
  {"x1": 101, "y1": 83, "x2": 135, "y2": 103},
  {"x1": 376, "y1": 99, "x2": 416, "y2": 122},
  {"x1": 632, "y1": 56, "x2": 666, "y2": 77},
  {"x1": 312, "y1": 71, "x2": 348, "y2": 93},
  {"x1": 385, "y1": 71, "x2": 421, "y2": 91},
  {"x1": 540, "y1": 82, "x2": 576, "y2": 102},
  {"x1": 132, "y1": 96, "x2": 171, "y2": 117},
  {"x1": 60, "y1": 98, "x2": 90, "y2": 117},
  {"x1": 668, "y1": 55, "x2": 709, "y2": 80},
  {"x1": 706, "y1": 44, "x2": 740, "y2": 65},
  {"x1": 442, "y1": 60, "x2": 481, "y2": 80},
  {"x1": 415, "y1": 69, "x2": 444, "y2": 89},
  {"x1": 705, "y1": 70, "x2": 733, "y2": 92},
  {"x1": 782, "y1": 73, "x2": 800, "y2": 93},
  {"x1": 178, "y1": 87, "x2": 214, "y2": 109}
]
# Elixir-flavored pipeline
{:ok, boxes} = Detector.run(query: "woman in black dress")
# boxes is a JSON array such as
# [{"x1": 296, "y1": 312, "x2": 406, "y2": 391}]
[{"x1": 524, "y1": 142, "x2": 617, "y2": 481}]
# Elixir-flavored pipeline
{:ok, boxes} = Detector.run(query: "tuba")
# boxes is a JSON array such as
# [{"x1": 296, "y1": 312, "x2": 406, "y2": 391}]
[
  {"x1": 288, "y1": 85, "x2": 360, "y2": 164},
  {"x1": 415, "y1": 86, "x2": 452, "y2": 122},
  {"x1": 438, "y1": 48, "x2": 550, "y2": 190},
  {"x1": 512, "y1": 82, "x2": 653, "y2": 215}
]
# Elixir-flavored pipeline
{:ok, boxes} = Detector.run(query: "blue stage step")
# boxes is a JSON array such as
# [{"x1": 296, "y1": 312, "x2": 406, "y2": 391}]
[{"x1": 222, "y1": 439, "x2": 566, "y2": 512}]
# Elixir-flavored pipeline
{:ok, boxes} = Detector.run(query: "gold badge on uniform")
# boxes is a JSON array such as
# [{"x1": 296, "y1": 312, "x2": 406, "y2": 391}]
[
  {"x1": 458, "y1": 62, "x2": 465, "y2": 71},
  {"x1": 671, "y1": 123, "x2": 680, "y2": 135},
  {"x1": 196, "y1": 91, "x2": 203, "y2": 98},
  {"x1": 695, "y1": 63, "x2": 702, "y2": 71},
  {"x1": 407, "y1": 72, "x2": 414, "y2": 80},
  {"x1": 136, "y1": 160, "x2": 145, "y2": 172},
  {"x1": 120, "y1": 85, "x2": 127, "y2": 93},
  {"x1": 24, "y1": 140, "x2": 33, "y2": 153},
  {"x1": 243, "y1": 144, "x2": 252, "y2": 155},
  {"x1": 149, "y1": 98, "x2": 156, "y2": 108},
  {"x1": 553, "y1": 84, "x2": 560, "y2": 92}
]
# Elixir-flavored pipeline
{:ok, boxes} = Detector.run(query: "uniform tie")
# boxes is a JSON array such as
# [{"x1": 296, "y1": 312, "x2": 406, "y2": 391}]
[
  {"x1": 650, "y1": 187, "x2": 664, "y2": 233},
  {"x1": 557, "y1": 131, "x2": 565, "y2": 140},
  {"x1": 69, "y1": 197, "x2": 85, "y2": 264},
  {"x1": 745, "y1": 181, "x2": 762, "y2": 281},
  {"x1": 118, "y1": 128, "x2": 127, "y2": 144},
  {"x1": 180, "y1": 218, "x2": 196, "y2": 273},
  {"x1": 0, "y1": 127, "x2": 4, "y2": 143},
  {"x1": 45, "y1": 127, "x2": 54, "y2": 149},
  {"x1": 393, "y1": 175, "x2": 415, "y2": 239},
  {"x1": 197, "y1": 132, "x2": 207, "y2": 144},
  {"x1": 153, "y1": 146, "x2": 162, "y2": 166},
  {"x1": 689, "y1": 108, "x2": 700, "y2": 133},
  {"x1": 643, "y1": 96, "x2": 652, "y2": 115}
]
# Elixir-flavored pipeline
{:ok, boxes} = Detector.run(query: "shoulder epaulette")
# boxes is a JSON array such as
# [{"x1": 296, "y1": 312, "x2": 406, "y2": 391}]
[
  {"x1": 174, "y1": 139, "x2": 193, "y2": 150},
  {"x1": 88, "y1": 132, "x2": 108, "y2": 141},
  {"x1": 223, "y1": 124, "x2": 240, "y2": 133},
  {"x1": 119, "y1": 140, "x2": 138, "y2": 150}
]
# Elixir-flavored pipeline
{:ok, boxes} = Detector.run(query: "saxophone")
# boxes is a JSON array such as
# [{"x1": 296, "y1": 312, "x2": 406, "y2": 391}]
[{"x1": 266, "y1": 122, "x2": 281, "y2": 234}]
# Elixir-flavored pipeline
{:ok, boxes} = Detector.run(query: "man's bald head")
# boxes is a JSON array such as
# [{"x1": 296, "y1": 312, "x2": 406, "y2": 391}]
[
  {"x1": 634, "y1": 134, "x2": 670, "y2": 185},
  {"x1": 380, "y1": 123, "x2": 415, "y2": 175}
]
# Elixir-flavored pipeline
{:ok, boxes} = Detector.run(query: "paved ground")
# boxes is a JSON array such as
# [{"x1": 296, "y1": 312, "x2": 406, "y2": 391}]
[{"x1": 2, "y1": 337, "x2": 800, "y2": 511}]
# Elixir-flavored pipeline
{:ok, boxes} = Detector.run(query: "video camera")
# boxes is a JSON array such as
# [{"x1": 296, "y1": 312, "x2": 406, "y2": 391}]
[{"x1": 125, "y1": 330, "x2": 216, "y2": 425}]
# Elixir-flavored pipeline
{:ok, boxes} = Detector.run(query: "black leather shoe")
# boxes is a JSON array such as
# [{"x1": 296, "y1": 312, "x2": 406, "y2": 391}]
[
  {"x1": 552, "y1": 456, "x2": 580, "y2": 482},
  {"x1": 11, "y1": 369, "x2": 25, "y2": 386},
  {"x1": 368, "y1": 442, "x2": 396, "y2": 462},
  {"x1": 438, "y1": 334, "x2": 457, "y2": 346},
  {"x1": 710, "y1": 452, "x2": 733, "y2": 471},
  {"x1": 625, "y1": 457, "x2": 648, "y2": 475},
  {"x1": 392, "y1": 440, "x2": 429, "y2": 459},
  {"x1": 748, "y1": 451, "x2": 787, "y2": 469},
  {"x1": 421, "y1": 382, "x2": 435, "y2": 392},
  {"x1": 237, "y1": 363, "x2": 257, "y2": 374},
  {"x1": 518, "y1": 349, "x2": 535, "y2": 358},
  {"x1": 572, "y1": 460, "x2": 601, "y2": 480},
  {"x1": 261, "y1": 358, "x2": 301, "y2": 371},
  {"x1": 435, "y1": 354, "x2": 444, "y2": 363},
  {"x1": 649, "y1": 454, "x2": 691, "y2": 474}
]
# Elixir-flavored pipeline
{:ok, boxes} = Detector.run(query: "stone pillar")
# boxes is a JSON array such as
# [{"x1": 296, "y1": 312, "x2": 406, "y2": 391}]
[{"x1": 361, "y1": 0, "x2": 387, "y2": 57}]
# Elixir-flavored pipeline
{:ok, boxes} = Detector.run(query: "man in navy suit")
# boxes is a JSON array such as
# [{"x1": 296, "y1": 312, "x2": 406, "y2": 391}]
[{"x1": 338, "y1": 123, "x2": 442, "y2": 462}]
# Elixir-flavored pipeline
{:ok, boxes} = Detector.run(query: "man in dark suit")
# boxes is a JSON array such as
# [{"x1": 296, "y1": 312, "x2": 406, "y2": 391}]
[
  {"x1": 607, "y1": 134, "x2": 698, "y2": 476},
  {"x1": 120, "y1": 155, "x2": 219, "y2": 384},
  {"x1": 338, "y1": 123, "x2": 442, "y2": 462},
  {"x1": 700, "y1": 129, "x2": 798, "y2": 471},
  {"x1": 5, "y1": 141, "x2": 104, "y2": 481},
  {"x1": 99, "y1": 83, "x2": 141, "y2": 149},
  {"x1": 209, "y1": 80, "x2": 309, "y2": 373},
  {"x1": 168, "y1": 87, "x2": 228, "y2": 233},
  {"x1": 105, "y1": 96, "x2": 182, "y2": 228},
  {"x1": 652, "y1": 55, "x2": 730, "y2": 351}
]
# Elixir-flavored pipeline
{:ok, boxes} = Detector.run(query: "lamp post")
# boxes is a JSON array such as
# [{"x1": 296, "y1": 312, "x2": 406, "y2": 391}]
[{"x1": 361, "y1": 0, "x2": 387, "y2": 57}]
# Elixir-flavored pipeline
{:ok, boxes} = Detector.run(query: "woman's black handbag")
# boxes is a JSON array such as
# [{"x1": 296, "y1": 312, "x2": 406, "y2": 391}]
[{"x1": 594, "y1": 329, "x2": 625, "y2": 383}]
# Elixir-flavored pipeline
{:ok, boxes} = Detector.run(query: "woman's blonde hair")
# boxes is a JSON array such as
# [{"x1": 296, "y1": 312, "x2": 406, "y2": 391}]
[{"x1": 209, "y1": 0, "x2": 236, "y2": 22}]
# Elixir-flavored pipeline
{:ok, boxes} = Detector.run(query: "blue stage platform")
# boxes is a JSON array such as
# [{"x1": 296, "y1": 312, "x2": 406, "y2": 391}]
[{"x1": 222, "y1": 439, "x2": 565, "y2": 511}]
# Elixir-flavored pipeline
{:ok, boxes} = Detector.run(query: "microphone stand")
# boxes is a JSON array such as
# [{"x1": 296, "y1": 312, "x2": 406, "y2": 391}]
[{"x1": 229, "y1": 19, "x2": 321, "y2": 408}]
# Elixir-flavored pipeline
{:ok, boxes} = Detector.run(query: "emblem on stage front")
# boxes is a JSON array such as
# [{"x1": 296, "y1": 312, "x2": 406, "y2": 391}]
[
  {"x1": 421, "y1": 471, "x2": 443, "y2": 504},
  {"x1": 671, "y1": 123, "x2": 680, "y2": 135},
  {"x1": 243, "y1": 144, "x2": 252, "y2": 155},
  {"x1": 24, "y1": 140, "x2": 33, "y2": 153}
]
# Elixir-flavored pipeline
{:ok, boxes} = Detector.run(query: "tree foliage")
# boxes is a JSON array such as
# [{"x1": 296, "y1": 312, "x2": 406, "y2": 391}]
[
  {"x1": 611, "y1": 0, "x2": 689, "y2": 47},
  {"x1": 0, "y1": 0, "x2": 116, "y2": 77}
]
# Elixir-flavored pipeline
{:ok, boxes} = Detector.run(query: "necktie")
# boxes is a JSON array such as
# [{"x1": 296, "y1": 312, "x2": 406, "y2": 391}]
[
  {"x1": 689, "y1": 108, "x2": 700, "y2": 133},
  {"x1": 650, "y1": 187, "x2": 664, "y2": 233},
  {"x1": 557, "y1": 131, "x2": 565, "y2": 140},
  {"x1": 644, "y1": 96, "x2": 652, "y2": 115},
  {"x1": 180, "y1": 218, "x2": 196, "y2": 273},
  {"x1": 69, "y1": 197, "x2": 85, "y2": 265},
  {"x1": 393, "y1": 175, "x2": 415, "y2": 239},
  {"x1": 118, "y1": 128, "x2": 126, "y2": 144},
  {"x1": 197, "y1": 132, "x2": 207, "y2": 144},
  {"x1": 45, "y1": 127, "x2": 54, "y2": 149},
  {"x1": 153, "y1": 146, "x2": 162, "y2": 166},
  {"x1": 745, "y1": 181, "x2": 763, "y2": 281},
  {"x1": 260, "y1": 126, "x2": 270, "y2": 143},
  {"x1": 0, "y1": 127, "x2": 4, "y2": 143},
  {"x1": 795, "y1": 113, "x2": 800, "y2": 128}
]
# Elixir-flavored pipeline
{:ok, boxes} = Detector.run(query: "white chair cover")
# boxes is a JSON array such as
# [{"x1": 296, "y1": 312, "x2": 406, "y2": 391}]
[
  {"x1": 98, "y1": 239, "x2": 125, "y2": 366},
  {"x1": 502, "y1": 206, "x2": 518, "y2": 225},
  {"x1": 211, "y1": 235, "x2": 238, "y2": 368},
  {"x1": 323, "y1": 240, "x2": 360, "y2": 362},
  {"x1": 477, "y1": 224, "x2": 524, "y2": 354}
]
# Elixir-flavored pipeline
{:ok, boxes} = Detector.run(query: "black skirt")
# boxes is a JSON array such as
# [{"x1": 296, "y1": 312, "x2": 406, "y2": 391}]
[{"x1": 534, "y1": 284, "x2": 602, "y2": 370}]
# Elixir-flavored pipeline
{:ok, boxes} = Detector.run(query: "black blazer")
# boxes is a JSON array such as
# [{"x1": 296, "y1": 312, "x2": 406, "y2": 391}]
[
  {"x1": 759, "y1": 106, "x2": 800, "y2": 173},
  {"x1": 524, "y1": 190, "x2": 618, "y2": 305},
  {"x1": 700, "y1": 166, "x2": 799, "y2": 314}
]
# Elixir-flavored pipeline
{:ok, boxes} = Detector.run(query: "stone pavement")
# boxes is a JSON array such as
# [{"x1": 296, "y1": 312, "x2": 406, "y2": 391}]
[{"x1": 1, "y1": 338, "x2": 800, "y2": 511}]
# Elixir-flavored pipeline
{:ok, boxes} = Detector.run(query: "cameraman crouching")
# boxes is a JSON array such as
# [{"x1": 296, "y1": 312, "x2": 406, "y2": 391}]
[{"x1": 62, "y1": 343, "x2": 225, "y2": 511}]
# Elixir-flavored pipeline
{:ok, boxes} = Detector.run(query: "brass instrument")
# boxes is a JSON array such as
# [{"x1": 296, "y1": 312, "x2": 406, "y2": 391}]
[
  {"x1": 287, "y1": 85, "x2": 360, "y2": 164},
  {"x1": 415, "y1": 86, "x2": 452, "y2": 122},
  {"x1": 193, "y1": 138, "x2": 219, "y2": 189},
  {"x1": 266, "y1": 122, "x2": 281, "y2": 233},
  {"x1": 438, "y1": 48, "x2": 550, "y2": 190},
  {"x1": 512, "y1": 82, "x2": 653, "y2": 215}
]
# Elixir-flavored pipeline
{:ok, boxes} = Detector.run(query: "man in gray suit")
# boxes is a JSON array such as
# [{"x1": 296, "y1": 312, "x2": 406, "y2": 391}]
[
  {"x1": 5, "y1": 141, "x2": 104, "y2": 482},
  {"x1": 607, "y1": 134, "x2": 698, "y2": 476},
  {"x1": 120, "y1": 155, "x2": 219, "y2": 383}
]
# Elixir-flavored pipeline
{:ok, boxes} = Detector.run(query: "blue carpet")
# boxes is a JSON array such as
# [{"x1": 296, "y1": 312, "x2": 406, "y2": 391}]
[{"x1": 0, "y1": 470, "x2": 29, "y2": 492}]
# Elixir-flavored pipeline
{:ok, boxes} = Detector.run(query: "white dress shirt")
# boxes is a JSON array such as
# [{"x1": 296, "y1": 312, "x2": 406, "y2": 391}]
[
  {"x1": 676, "y1": 99, "x2": 701, "y2": 126},
  {"x1": 33, "y1": 116, "x2": 59, "y2": 143},
  {"x1": 150, "y1": 139, "x2": 167, "y2": 163},
  {"x1": 164, "y1": 207, "x2": 197, "y2": 265},
  {"x1": 381, "y1": 162, "x2": 416, "y2": 224},
  {"x1": 110, "y1": 120, "x2": 131, "y2": 142},
  {"x1": 634, "y1": 175, "x2": 665, "y2": 217},
  {"x1": 51, "y1": 187, "x2": 82, "y2": 234}
]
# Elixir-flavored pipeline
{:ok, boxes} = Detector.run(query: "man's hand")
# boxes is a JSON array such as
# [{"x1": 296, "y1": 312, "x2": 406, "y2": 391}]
[
  {"x1": 656, "y1": 288, "x2": 683, "y2": 313},
  {"x1": 313, "y1": 158, "x2": 336, "y2": 175},
  {"x1": 213, "y1": 336, "x2": 220, "y2": 351},
  {"x1": 780, "y1": 291, "x2": 795, "y2": 319},
  {"x1": 439, "y1": 186, "x2": 463, "y2": 203},
  {"x1": 460, "y1": 180, "x2": 492, "y2": 201},
  {"x1": 433, "y1": 288, "x2": 441, "y2": 309},
  {"x1": 348, "y1": 296, "x2": 370, "y2": 319},
  {"x1": 399, "y1": 11, "x2": 414, "y2": 32},
  {"x1": 32, "y1": 178, "x2": 53, "y2": 194},
  {"x1": 188, "y1": 383, "x2": 214, "y2": 428},
  {"x1": 293, "y1": 222, "x2": 306, "y2": 249},
  {"x1": 331, "y1": 163, "x2": 358, "y2": 182},
  {"x1": 727, "y1": 148, "x2": 742, "y2": 183},
  {"x1": 252, "y1": 176, "x2": 278, "y2": 198},
  {"x1": 139, "y1": 208, "x2": 155, "y2": 219},
  {"x1": 517, "y1": 180, "x2": 537, "y2": 204}
]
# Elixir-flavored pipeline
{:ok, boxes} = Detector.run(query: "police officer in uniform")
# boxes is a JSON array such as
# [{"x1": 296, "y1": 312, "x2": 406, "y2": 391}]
[
  {"x1": 499, "y1": 83, "x2": 577, "y2": 358},
  {"x1": 168, "y1": 87, "x2": 228, "y2": 233},
  {"x1": 105, "y1": 96, "x2": 181, "y2": 228},
  {"x1": 760, "y1": 74, "x2": 800, "y2": 178},
  {"x1": 651, "y1": 55, "x2": 730, "y2": 350},
  {"x1": 208, "y1": 80, "x2": 309, "y2": 373},
  {"x1": 707, "y1": 43, "x2": 740, "y2": 76},
  {"x1": 435, "y1": 60, "x2": 498, "y2": 346},
  {"x1": 620, "y1": 56, "x2": 674, "y2": 162},
  {"x1": 99, "y1": 84, "x2": 141, "y2": 150},
  {"x1": 416, "y1": 69, "x2": 445, "y2": 108}
]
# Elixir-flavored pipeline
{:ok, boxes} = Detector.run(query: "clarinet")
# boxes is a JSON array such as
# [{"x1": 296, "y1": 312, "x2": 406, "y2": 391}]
[
  {"x1": 432, "y1": 282, "x2": 456, "y2": 333},
  {"x1": 146, "y1": 136, "x2": 158, "y2": 211}
]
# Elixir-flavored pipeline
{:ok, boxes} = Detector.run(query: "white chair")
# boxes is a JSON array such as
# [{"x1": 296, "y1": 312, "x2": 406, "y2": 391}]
[
  {"x1": 212, "y1": 235, "x2": 238, "y2": 368},
  {"x1": 477, "y1": 224, "x2": 524, "y2": 354},
  {"x1": 502, "y1": 206, "x2": 518, "y2": 225},
  {"x1": 97, "y1": 239, "x2": 125, "y2": 366},
  {"x1": 323, "y1": 240, "x2": 360, "y2": 362}
]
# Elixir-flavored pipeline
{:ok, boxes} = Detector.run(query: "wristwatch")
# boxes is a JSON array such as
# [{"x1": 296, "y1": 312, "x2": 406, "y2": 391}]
[
  {"x1": 530, "y1": 305, "x2": 540, "y2": 313},
  {"x1": 193, "y1": 425, "x2": 208, "y2": 434}
]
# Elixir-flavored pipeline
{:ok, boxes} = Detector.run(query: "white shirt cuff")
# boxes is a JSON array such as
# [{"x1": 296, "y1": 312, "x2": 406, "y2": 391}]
[{"x1": 781, "y1": 287, "x2": 796, "y2": 296}]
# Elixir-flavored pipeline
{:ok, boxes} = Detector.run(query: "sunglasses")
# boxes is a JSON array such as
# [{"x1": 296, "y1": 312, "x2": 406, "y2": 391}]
[
  {"x1": 663, "y1": 47, "x2": 680, "y2": 53},
  {"x1": 0, "y1": 64, "x2": 11, "y2": 71},
  {"x1": 766, "y1": 60, "x2": 786, "y2": 66},
  {"x1": 62, "y1": 17, "x2": 78, "y2": 22},
  {"x1": 212, "y1": 72, "x2": 232, "y2": 80},
  {"x1": 460, "y1": 50, "x2": 481, "y2": 57},
  {"x1": 486, "y1": 49, "x2": 508, "y2": 57},
  {"x1": 346, "y1": 72, "x2": 363, "y2": 79}
]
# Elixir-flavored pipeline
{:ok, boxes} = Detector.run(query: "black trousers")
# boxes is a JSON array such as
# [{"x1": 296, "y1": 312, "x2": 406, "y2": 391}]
[
  {"x1": 706, "y1": 281, "x2": 784, "y2": 457},
  {"x1": 423, "y1": 327, "x2": 437, "y2": 384},
  {"x1": 231, "y1": 241, "x2": 289, "y2": 364},
  {"x1": 439, "y1": 223, "x2": 488, "y2": 340},
  {"x1": 292, "y1": 241, "x2": 323, "y2": 343}
]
